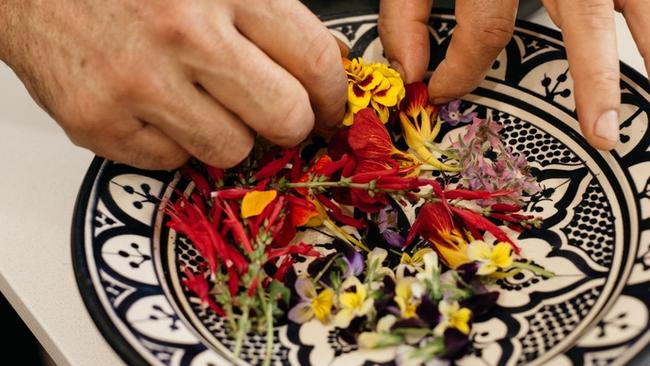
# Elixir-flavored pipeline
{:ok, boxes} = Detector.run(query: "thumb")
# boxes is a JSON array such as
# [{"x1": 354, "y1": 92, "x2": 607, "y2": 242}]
[{"x1": 378, "y1": 0, "x2": 433, "y2": 83}]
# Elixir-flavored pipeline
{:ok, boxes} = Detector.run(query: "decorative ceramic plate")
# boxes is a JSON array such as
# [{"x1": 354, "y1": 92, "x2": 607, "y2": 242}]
[{"x1": 72, "y1": 10, "x2": 650, "y2": 366}]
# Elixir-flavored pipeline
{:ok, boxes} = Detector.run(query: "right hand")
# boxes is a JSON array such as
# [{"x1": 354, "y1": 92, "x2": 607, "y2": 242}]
[{"x1": 0, "y1": 0, "x2": 347, "y2": 169}]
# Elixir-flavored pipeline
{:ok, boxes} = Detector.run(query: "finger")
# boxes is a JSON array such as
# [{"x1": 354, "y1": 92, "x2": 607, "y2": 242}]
[
  {"x1": 335, "y1": 37, "x2": 350, "y2": 59},
  {"x1": 233, "y1": 0, "x2": 346, "y2": 128},
  {"x1": 136, "y1": 81, "x2": 255, "y2": 169},
  {"x1": 541, "y1": 0, "x2": 561, "y2": 26},
  {"x1": 619, "y1": 0, "x2": 650, "y2": 76},
  {"x1": 428, "y1": 0, "x2": 518, "y2": 104},
  {"x1": 557, "y1": 0, "x2": 620, "y2": 150},
  {"x1": 190, "y1": 27, "x2": 315, "y2": 147},
  {"x1": 68, "y1": 118, "x2": 190, "y2": 170},
  {"x1": 378, "y1": 0, "x2": 433, "y2": 82}
]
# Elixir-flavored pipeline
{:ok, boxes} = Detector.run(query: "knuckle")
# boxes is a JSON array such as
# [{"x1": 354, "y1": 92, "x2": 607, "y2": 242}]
[
  {"x1": 476, "y1": 16, "x2": 515, "y2": 50},
  {"x1": 575, "y1": 66, "x2": 620, "y2": 92},
  {"x1": 269, "y1": 95, "x2": 314, "y2": 147},
  {"x1": 303, "y1": 31, "x2": 341, "y2": 81},
  {"x1": 138, "y1": 148, "x2": 189, "y2": 170},
  {"x1": 573, "y1": 0, "x2": 615, "y2": 29},
  {"x1": 113, "y1": 68, "x2": 169, "y2": 104},
  {"x1": 149, "y1": 4, "x2": 196, "y2": 44},
  {"x1": 193, "y1": 128, "x2": 253, "y2": 169}
]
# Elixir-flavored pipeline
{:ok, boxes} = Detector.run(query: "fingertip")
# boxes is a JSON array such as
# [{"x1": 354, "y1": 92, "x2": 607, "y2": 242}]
[
  {"x1": 427, "y1": 62, "x2": 474, "y2": 104},
  {"x1": 581, "y1": 109, "x2": 620, "y2": 151}
]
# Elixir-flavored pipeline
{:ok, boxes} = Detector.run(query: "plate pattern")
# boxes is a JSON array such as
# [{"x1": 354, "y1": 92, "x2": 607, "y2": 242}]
[{"x1": 73, "y1": 12, "x2": 650, "y2": 366}]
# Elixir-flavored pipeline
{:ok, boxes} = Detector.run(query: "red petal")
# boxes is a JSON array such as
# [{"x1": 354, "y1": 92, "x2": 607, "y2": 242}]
[
  {"x1": 399, "y1": 82, "x2": 429, "y2": 111},
  {"x1": 348, "y1": 108, "x2": 394, "y2": 162},
  {"x1": 254, "y1": 149, "x2": 294, "y2": 181},
  {"x1": 180, "y1": 166, "x2": 212, "y2": 198},
  {"x1": 450, "y1": 206, "x2": 521, "y2": 253}
]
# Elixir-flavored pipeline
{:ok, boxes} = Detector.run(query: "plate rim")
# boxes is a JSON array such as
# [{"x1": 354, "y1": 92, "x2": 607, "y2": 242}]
[{"x1": 71, "y1": 8, "x2": 650, "y2": 366}]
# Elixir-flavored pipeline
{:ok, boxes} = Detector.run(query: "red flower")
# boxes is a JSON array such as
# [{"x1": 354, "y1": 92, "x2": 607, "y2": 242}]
[
  {"x1": 348, "y1": 108, "x2": 419, "y2": 175},
  {"x1": 449, "y1": 206, "x2": 520, "y2": 254},
  {"x1": 182, "y1": 267, "x2": 225, "y2": 316}
]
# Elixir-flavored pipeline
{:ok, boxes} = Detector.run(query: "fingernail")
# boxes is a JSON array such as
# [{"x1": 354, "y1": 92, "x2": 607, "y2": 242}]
[
  {"x1": 390, "y1": 60, "x2": 406, "y2": 81},
  {"x1": 594, "y1": 110, "x2": 620, "y2": 143}
]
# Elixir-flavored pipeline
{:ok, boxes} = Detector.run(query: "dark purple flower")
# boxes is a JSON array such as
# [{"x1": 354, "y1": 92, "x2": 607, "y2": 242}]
[
  {"x1": 383, "y1": 229, "x2": 406, "y2": 247},
  {"x1": 441, "y1": 328, "x2": 470, "y2": 360},
  {"x1": 460, "y1": 291, "x2": 499, "y2": 318},
  {"x1": 440, "y1": 100, "x2": 477, "y2": 126},
  {"x1": 456, "y1": 262, "x2": 479, "y2": 283},
  {"x1": 415, "y1": 295, "x2": 441, "y2": 327},
  {"x1": 391, "y1": 317, "x2": 429, "y2": 330}
]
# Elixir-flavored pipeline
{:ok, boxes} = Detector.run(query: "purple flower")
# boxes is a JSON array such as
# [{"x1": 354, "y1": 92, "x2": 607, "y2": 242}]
[
  {"x1": 440, "y1": 100, "x2": 477, "y2": 126},
  {"x1": 450, "y1": 117, "x2": 541, "y2": 205},
  {"x1": 343, "y1": 251, "x2": 365, "y2": 277},
  {"x1": 383, "y1": 229, "x2": 406, "y2": 247}
]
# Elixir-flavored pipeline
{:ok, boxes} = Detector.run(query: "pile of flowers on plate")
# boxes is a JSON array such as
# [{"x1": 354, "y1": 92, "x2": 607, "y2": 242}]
[{"x1": 163, "y1": 58, "x2": 553, "y2": 366}]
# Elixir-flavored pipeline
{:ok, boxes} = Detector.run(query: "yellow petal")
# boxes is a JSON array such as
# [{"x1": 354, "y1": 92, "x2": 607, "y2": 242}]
[
  {"x1": 435, "y1": 241, "x2": 470, "y2": 269},
  {"x1": 241, "y1": 190, "x2": 277, "y2": 218},
  {"x1": 339, "y1": 292, "x2": 362, "y2": 310},
  {"x1": 312, "y1": 288, "x2": 334, "y2": 323},
  {"x1": 491, "y1": 242, "x2": 514, "y2": 268},
  {"x1": 348, "y1": 83, "x2": 371, "y2": 108},
  {"x1": 467, "y1": 240, "x2": 492, "y2": 262}
]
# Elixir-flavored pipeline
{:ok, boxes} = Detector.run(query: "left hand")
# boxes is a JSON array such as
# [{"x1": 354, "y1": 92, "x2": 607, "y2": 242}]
[{"x1": 378, "y1": 0, "x2": 650, "y2": 151}]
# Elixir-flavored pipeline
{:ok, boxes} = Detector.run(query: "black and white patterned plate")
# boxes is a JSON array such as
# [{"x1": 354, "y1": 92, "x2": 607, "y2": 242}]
[{"x1": 72, "y1": 10, "x2": 650, "y2": 366}]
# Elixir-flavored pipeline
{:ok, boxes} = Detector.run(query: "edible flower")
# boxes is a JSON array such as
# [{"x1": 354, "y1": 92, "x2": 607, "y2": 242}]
[
  {"x1": 343, "y1": 57, "x2": 405, "y2": 125},
  {"x1": 288, "y1": 278, "x2": 335, "y2": 324},
  {"x1": 335, "y1": 276, "x2": 374, "y2": 328},
  {"x1": 399, "y1": 82, "x2": 459, "y2": 171},
  {"x1": 407, "y1": 202, "x2": 471, "y2": 269},
  {"x1": 434, "y1": 301, "x2": 472, "y2": 336},
  {"x1": 467, "y1": 240, "x2": 514, "y2": 275},
  {"x1": 394, "y1": 277, "x2": 424, "y2": 318},
  {"x1": 440, "y1": 99, "x2": 477, "y2": 126},
  {"x1": 241, "y1": 190, "x2": 277, "y2": 218}
]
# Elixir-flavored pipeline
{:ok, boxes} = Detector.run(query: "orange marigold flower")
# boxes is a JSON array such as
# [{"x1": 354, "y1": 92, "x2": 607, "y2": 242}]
[{"x1": 343, "y1": 57, "x2": 405, "y2": 126}]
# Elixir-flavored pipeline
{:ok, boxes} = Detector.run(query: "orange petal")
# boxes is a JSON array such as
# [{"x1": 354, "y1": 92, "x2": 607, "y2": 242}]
[{"x1": 241, "y1": 190, "x2": 278, "y2": 218}]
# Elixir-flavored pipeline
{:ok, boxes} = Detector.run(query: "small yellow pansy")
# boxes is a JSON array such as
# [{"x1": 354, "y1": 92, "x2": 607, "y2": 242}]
[
  {"x1": 311, "y1": 288, "x2": 335, "y2": 323},
  {"x1": 335, "y1": 276, "x2": 374, "y2": 328},
  {"x1": 467, "y1": 240, "x2": 514, "y2": 275},
  {"x1": 394, "y1": 278, "x2": 423, "y2": 319},
  {"x1": 434, "y1": 300, "x2": 472, "y2": 336}
]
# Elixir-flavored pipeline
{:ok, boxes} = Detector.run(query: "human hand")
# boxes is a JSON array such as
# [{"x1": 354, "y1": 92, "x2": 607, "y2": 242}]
[
  {"x1": 378, "y1": 0, "x2": 650, "y2": 151},
  {"x1": 0, "y1": 0, "x2": 347, "y2": 169}
]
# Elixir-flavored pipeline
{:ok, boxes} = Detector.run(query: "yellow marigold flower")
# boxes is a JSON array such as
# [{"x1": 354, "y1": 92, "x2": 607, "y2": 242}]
[
  {"x1": 434, "y1": 300, "x2": 472, "y2": 336},
  {"x1": 342, "y1": 58, "x2": 405, "y2": 126},
  {"x1": 241, "y1": 190, "x2": 277, "y2": 218},
  {"x1": 399, "y1": 82, "x2": 459, "y2": 172},
  {"x1": 467, "y1": 240, "x2": 514, "y2": 276}
]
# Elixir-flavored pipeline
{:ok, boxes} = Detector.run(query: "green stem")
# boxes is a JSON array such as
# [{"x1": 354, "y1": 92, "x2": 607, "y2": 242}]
[
  {"x1": 263, "y1": 301, "x2": 274, "y2": 366},
  {"x1": 314, "y1": 253, "x2": 343, "y2": 283},
  {"x1": 233, "y1": 299, "x2": 250, "y2": 360},
  {"x1": 510, "y1": 261, "x2": 555, "y2": 278}
]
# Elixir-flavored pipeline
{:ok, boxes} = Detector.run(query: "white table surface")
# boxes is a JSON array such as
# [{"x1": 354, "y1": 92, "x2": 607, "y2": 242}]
[{"x1": 0, "y1": 10, "x2": 647, "y2": 366}]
